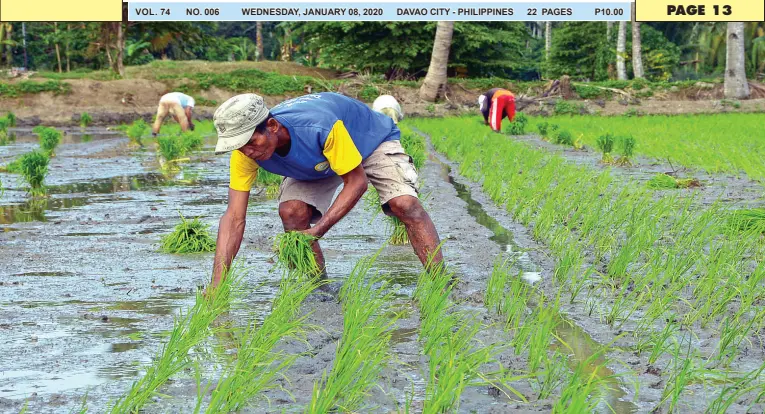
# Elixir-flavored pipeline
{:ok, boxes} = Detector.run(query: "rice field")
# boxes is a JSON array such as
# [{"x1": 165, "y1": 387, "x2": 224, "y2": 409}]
[
  {"x1": 528, "y1": 113, "x2": 765, "y2": 182},
  {"x1": 1, "y1": 112, "x2": 764, "y2": 414}
]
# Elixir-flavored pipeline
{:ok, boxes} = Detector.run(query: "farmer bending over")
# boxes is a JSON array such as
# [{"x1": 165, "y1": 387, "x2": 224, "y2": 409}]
[
  {"x1": 209, "y1": 93, "x2": 443, "y2": 288},
  {"x1": 152, "y1": 92, "x2": 196, "y2": 136},
  {"x1": 372, "y1": 94, "x2": 404, "y2": 124},
  {"x1": 479, "y1": 88, "x2": 516, "y2": 132}
]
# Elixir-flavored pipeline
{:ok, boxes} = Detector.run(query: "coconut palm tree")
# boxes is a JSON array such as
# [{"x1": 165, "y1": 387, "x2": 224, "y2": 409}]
[
  {"x1": 256, "y1": 22, "x2": 264, "y2": 61},
  {"x1": 419, "y1": 21, "x2": 454, "y2": 102},
  {"x1": 631, "y1": 3, "x2": 644, "y2": 78},
  {"x1": 545, "y1": 22, "x2": 552, "y2": 61},
  {"x1": 725, "y1": 22, "x2": 750, "y2": 98},
  {"x1": 617, "y1": 21, "x2": 627, "y2": 80}
]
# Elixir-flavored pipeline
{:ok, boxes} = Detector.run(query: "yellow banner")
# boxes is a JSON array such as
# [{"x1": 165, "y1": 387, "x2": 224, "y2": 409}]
[
  {"x1": 1, "y1": 0, "x2": 122, "y2": 21},
  {"x1": 636, "y1": 0, "x2": 765, "y2": 21}
]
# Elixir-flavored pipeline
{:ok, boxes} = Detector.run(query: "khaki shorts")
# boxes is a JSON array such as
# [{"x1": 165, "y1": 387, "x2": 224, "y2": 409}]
[
  {"x1": 278, "y1": 140, "x2": 420, "y2": 223},
  {"x1": 153, "y1": 101, "x2": 189, "y2": 131}
]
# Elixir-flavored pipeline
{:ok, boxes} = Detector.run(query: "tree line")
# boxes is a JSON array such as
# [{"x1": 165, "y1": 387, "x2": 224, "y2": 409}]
[{"x1": 0, "y1": 20, "x2": 761, "y2": 99}]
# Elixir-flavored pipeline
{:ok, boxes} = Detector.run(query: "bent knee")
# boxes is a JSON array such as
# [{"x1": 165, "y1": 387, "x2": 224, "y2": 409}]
[
  {"x1": 386, "y1": 196, "x2": 425, "y2": 221},
  {"x1": 279, "y1": 201, "x2": 313, "y2": 229}
]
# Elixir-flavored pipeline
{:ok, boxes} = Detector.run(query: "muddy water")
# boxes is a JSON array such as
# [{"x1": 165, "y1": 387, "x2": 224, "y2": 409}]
[{"x1": 429, "y1": 153, "x2": 638, "y2": 414}]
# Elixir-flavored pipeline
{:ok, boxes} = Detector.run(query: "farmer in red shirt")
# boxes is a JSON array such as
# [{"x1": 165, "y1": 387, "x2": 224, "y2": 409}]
[{"x1": 479, "y1": 88, "x2": 516, "y2": 132}]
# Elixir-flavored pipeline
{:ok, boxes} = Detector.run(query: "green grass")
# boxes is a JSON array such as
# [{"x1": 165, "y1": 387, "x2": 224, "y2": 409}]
[
  {"x1": 111, "y1": 266, "x2": 242, "y2": 413},
  {"x1": 160, "y1": 214, "x2": 216, "y2": 253},
  {"x1": 273, "y1": 231, "x2": 321, "y2": 277},
  {"x1": 0, "y1": 80, "x2": 71, "y2": 97},
  {"x1": 307, "y1": 254, "x2": 398, "y2": 413},
  {"x1": 531, "y1": 113, "x2": 765, "y2": 182}
]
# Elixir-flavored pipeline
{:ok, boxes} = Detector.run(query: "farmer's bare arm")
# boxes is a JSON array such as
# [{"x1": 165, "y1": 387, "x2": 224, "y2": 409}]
[
  {"x1": 308, "y1": 164, "x2": 367, "y2": 238},
  {"x1": 211, "y1": 188, "x2": 249, "y2": 287}
]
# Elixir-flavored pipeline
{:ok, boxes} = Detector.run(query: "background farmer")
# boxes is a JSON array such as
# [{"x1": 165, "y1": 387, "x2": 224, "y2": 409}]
[
  {"x1": 372, "y1": 94, "x2": 404, "y2": 124},
  {"x1": 479, "y1": 88, "x2": 516, "y2": 132},
  {"x1": 152, "y1": 92, "x2": 196, "y2": 136},
  {"x1": 209, "y1": 93, "x2": 443, "y2": 288}
]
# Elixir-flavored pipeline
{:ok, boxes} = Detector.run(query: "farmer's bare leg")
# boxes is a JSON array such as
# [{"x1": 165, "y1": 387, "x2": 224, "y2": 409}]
[
  {"x1": 387, "y1": 195, "x2": 443, "y2": 268},
  {"x1": 152, "y1": 102, "x2": 169, "y2": 135},
  {"x1": 279, "y1": 200, "x2": 326, "y2": 274}
]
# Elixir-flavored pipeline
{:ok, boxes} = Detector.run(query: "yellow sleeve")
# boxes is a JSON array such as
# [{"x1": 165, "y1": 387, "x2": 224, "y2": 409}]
[
  {"x1": 229, "y1": 150, "x2": 259, "y2": 192},
  {"x1": 323, "y1": 120, "x2": 362, "y2": 175}
]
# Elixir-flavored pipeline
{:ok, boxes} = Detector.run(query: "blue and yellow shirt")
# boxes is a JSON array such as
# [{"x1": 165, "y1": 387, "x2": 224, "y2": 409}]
[{"x1": 229, "y1": 93, "x2": 399, "y2": 191}]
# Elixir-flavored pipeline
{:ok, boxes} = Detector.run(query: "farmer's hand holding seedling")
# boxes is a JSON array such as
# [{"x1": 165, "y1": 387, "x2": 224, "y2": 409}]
[{"x1": 208, "y1": 93, "x2": 444, "y2": 291}]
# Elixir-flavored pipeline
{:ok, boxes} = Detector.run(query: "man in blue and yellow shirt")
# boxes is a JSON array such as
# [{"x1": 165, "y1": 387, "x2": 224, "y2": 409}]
[{"x1": 209, "y1": 93, "x2": 443, "y2": 288}]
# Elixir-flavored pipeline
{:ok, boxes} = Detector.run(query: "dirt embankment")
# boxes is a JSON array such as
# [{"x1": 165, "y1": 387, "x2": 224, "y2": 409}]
[{"x1": 2, "y1": 77, "x2": 765, "y2": 127}]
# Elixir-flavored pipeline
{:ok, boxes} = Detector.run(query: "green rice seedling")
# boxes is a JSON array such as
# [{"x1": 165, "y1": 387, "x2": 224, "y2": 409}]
[
  {"x1": 727, "y1": 208, "x2": 765, "y2": 234},
  {"x1": 180, "y1": 130, "x2": 203, "y2": 152},
  {"x1": 111, "y1": 266, "x2": 242, "y2": 413},
  {"x1": 485, "y1": 256, "x2": 511, "y2": 314},
  {"x1": 648, "y1": 319, "x2": 679, "y2": 364},
  {"x1": 206, "y1": 272, "x2": 320, "y2": 413},
  {"x1": 415, "y1": 259, "x2": 509, "y2": 413},
  {"x1": 399, "y1": 127, "x2": 426, "y2": 170},
  {"x1": 536, "y1": 121, "x2": 550, "y2": 139},
  {"x1": 552, "y1": 339, "x2": 623, "y2": 414},
  {"x1": 646, "y1": 173, "x2": 678, "y2": 189},
  {"x1": 659, "y1": 355, "x2": 700, "y2": 414},
  {"x1": 19, "y1": 151, "x2": 49, "y2": 196},
  {"x1": 386, "y1": 216, "x2": 409, "y2": 245},
  {"x1": 160, "y1": 213, "x2": 216, "y2": 254},
  {"x1": 595, "y1": 133, "x2": 615, "y2": 164},
  {"x1": 80, "y1": 112, "x2": 93, "y2": 128},
  {"x1": 0, "y1": 118, "x2": 8, "y2": 133},
  {"x1": 615, "y1": 135, "x2": 636, "y2": 166},
  {"x1": 0, "y1": 130, "x2": 8, "y2": 146},
  {"x1": 536, "y1": 351, "x2": 570, "y2": 399},
  {"x1": 157, "y1": 134, "x2": 184, "y2": 162},
  {"x1": 36, "y1": 127, "x2": 62, "y2": 156},
  {"x1": 273, "y1": 231, "x2": 321, "y2": 277},
  {"x1": 256, "y1": 167, "x2": 282, "y2": 187},
  {"x1": 308, "y1": 255, "x2": 398, "y2": 413},
  {"x1": 705, "y1": 361, "x2": 765, "y2": 414},
  {"x1": 507, "y1": 112, "x2": 529, "y2": 135},
  {"x1": 265, "y1": 183, "x2": 280, "y2": 198},
  {"x1": 554, "y1": 130, "x2": 573, "y2": 146},
  {"x1": 126, "y1": 119, "x2": 149, "y2": 146},
  {"x1": 714, "y1": 315, "x2": 757, "y2": 367},
  {"x1": 503, "y1": 273, "x2": 532, "y2": 331}
]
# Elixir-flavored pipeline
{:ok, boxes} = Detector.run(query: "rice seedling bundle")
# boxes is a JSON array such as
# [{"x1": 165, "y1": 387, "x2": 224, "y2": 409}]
[
  {"x1": 507, "y1": 112, "x2": 529, "y2": 136},
  {"x1": 0, "y1": 130, "x2": 8, "y2": 145},
  {"x1": 0, "y1": 118, "x2": 9, "y2": 133},
  {"x1": 273, "y1": 231, "x2": 321, "y2": 277},
  {"x1": 307, "y1": 255, "x2": 397, "y2": 413},
  {"x1": 4, "y1": 111, "x2": 16, "y2": 127},
  {"x1": 206, "y1": 273, "x2": 319, "y2": 413},
  {"x1": 615, "y1": 135, "x2": 636, "y2": 166},
  {"x1": 160, "y1": 214, "x2": 216, "y2": 253},
  {"x1": 386, "y1": 216, "x2": 409, "y2": 245},
  {"x1": 180, "y1": 130, "x2": 204, "y2": 151},
  {"x1": 727, "y1": 208, "x2": 765, "y2": 234},
  {"x1": 111, "y1": 267, "x2": 242, "y2": 413},
  {"x1": 536, "y1": 121, "x2": 550, "y2": 140},
  {"x1": 80, "y1": 112, "x2": 93, "y2": 128},
  {"x1": 126, "y1": 119, "x2": 149, "y2": 145},
  {"x1": 646, "y1": 173, "x2": 678, "y2": 189},
  {"x1": 595, "y1": 133, "x2": 615, "y2": 164},
  {"x1": 35, "y1": 127, "x2": 62, "y2": 156},
  {"x1": 554, "y1": 130, "x2": 573, "y2": 146},
  {"x1": 18, "y1": 151, "x2": 49, "y2": 196},
  {"x1": 157, "y1": 135, "x2": 184, "y2": 162}
]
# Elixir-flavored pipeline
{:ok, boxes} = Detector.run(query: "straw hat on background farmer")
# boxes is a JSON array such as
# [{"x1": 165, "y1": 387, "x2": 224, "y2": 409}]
[
  {"x1": 208, "y1": 92, "x2": 443, "y2": 289},
  {"x1": 372, "y1": 94, "x2": 404, "y2": 124},
  {"x1": 478, "y1": 88, "x2": 516, "y2": 132},
  {"x1": 152, "y1": 92, "x2": 196, "y2": 136}
]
